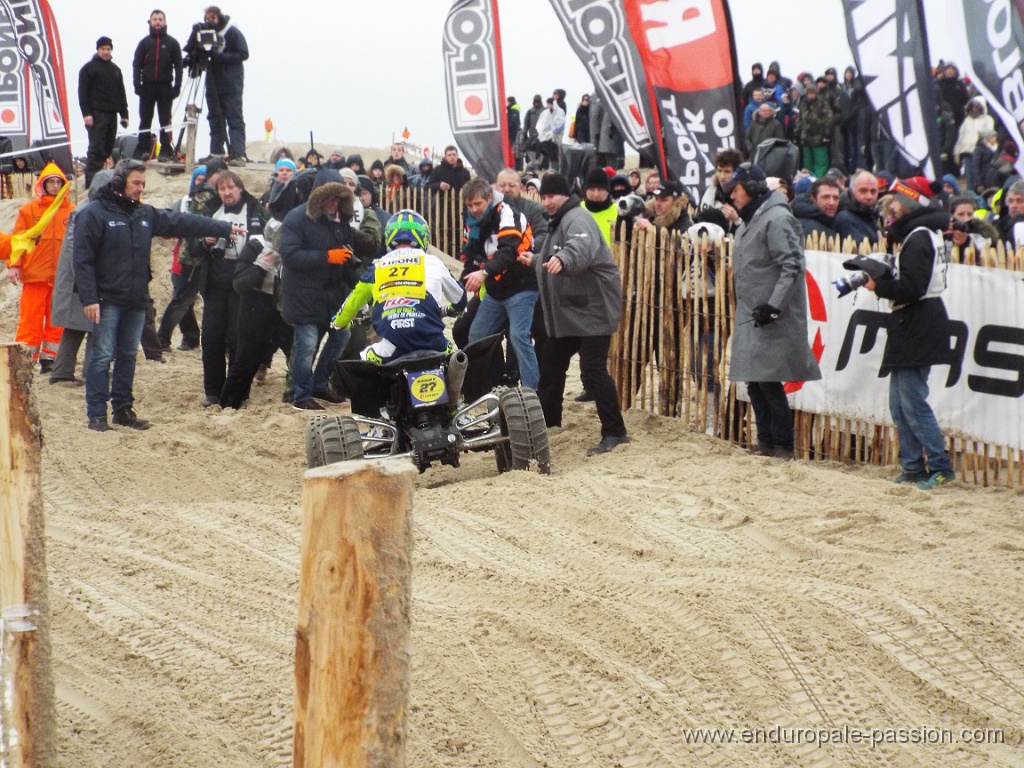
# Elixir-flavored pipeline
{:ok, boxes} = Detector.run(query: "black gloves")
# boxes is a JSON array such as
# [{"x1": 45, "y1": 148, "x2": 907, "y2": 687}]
[
  {"x1": 171, "y1": 86, "x2": 181, "y2": 99},
  {"x1": 752, "y1": 303, "x2": 781, "y2": 328}
]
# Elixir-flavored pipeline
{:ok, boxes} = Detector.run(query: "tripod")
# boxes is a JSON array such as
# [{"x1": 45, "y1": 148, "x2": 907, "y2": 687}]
[{"x1": 171, "y1": 67, "x2": 207, "y2": 161}]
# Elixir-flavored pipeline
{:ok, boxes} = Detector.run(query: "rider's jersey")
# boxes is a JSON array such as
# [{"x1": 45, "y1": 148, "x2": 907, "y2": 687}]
[{"x1": 334, "y1": 246, "x2": 466, "y2": 362}]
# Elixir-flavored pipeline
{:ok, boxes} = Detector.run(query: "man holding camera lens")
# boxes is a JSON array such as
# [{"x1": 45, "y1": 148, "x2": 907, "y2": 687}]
[
  {"x1": 184, "y1": 6, "x2": 248, "y2": 167},
  {"x1": 725, "y1": 163, "x2": 821, "y2": 460},
  {"x1": 78, "y1": 36, "x2": 130, "y2": 188}
]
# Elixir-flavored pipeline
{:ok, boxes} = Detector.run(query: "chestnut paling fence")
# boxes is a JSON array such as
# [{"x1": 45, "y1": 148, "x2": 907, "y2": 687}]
[{"x1": 610, "y1": 224, "x2": 1024, "y2": 488}]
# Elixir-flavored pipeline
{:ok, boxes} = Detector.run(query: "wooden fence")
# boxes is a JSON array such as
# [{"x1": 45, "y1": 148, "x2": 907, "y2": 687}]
[
  {"x1": 381, "y1": 186, "x2": 465, "y2": 260},
  {"x1": 609, "y1": 225, "x2": 1024, "y2": 488}
]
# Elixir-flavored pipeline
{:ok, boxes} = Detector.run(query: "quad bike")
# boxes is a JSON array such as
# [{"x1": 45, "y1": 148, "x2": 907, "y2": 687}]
[{"x1": 305, "y1": 334, "x2": 550, "y2": 474}]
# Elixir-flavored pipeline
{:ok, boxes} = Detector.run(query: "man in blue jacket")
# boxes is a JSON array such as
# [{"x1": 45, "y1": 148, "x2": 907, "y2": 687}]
[{"x1": 74, "y1": 160, "x2": 243, "y2": 431}]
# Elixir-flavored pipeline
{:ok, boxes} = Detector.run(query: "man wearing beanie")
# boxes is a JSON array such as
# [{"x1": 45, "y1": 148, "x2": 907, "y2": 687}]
[
  {"x1": 78, "y1": 36, "x2": 130, "y2": 187},
  {"x1": 863, "y1": 176, "x2": 956, "y2": 489},
  {"x1": 582, "y1": 168, "x2": 617, "y2": 245},
  {"x1": 520, "y1": 173, "x2": 629, "y2": 456}
]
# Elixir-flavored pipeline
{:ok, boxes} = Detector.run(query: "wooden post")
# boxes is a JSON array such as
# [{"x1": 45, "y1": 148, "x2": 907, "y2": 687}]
[
  {"x1": 184, "y1": 103, "x2": 198, "y2": 176},
  {"x1": 0, "y1": 344, "x2": 56, "y2": 767},
  {"x1": 294, "y1": 459, "x2": 415, "y2": 768}
]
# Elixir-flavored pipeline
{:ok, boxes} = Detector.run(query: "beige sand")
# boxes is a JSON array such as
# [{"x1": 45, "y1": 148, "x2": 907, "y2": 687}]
[{"x1": 1, "y1": 161, "x2": 1022, "y2": 767}]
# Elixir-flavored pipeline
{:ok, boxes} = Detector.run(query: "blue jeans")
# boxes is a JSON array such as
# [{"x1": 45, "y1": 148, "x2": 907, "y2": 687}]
[
  {"x1": 291, "y1": 324, "x2": 350, "y2": 401},
  {"x1": 85, "y1": 304, "x2": 146, "y2": 420},
  {"x1": 889, "y1": 366, "x2": 954, "y2": 475},
  {"x1": 468, "y1": 289, "x2": 539, "y2": 391}
]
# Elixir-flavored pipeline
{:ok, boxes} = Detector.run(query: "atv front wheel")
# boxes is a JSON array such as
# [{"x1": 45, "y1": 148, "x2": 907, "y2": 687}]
[
  {"x1": 496, "y1": 387, "x2": 550, "y2": 474},
  {"x1": 305, "y1": 415, "x2": 364, "y2": 468}
]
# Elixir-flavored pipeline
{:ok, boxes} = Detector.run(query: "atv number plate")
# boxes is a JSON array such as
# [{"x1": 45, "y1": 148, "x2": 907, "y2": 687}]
[{"x1": 407, "y1": 368, "x2": 448, "y2": 408}]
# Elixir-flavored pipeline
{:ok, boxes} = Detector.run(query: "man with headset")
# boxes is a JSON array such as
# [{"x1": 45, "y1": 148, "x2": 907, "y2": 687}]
[
  {"x1": 73, "y1": 159, "x2": 244, "y2": 432},
  {"x1": 724, "y1": 163, "x2": 820, "y2": 460}
]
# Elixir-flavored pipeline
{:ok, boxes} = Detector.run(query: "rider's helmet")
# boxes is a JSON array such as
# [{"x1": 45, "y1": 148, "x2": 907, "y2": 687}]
[{"x1": 384, "y1": 209, "x2": 431, "y2": 250}]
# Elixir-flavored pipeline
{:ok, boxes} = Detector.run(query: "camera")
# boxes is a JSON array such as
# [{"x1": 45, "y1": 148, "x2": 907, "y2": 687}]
[
  {"x1": 832, "y1": 270, "x2": 870, "y2": 298},
  {"x1": 616, "y1": 193, "x2": 646, "y2": 219},
  {"x1": 951, "y1": 217, "x2": 981, "y2": 234},
  {"x1": 197, "y1": 29, "x2": 217, "y2": 50}
]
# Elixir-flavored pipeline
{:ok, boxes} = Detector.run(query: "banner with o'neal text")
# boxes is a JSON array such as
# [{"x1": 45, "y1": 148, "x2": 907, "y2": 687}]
[
  {"x1": 780, "y1": 252, "x2": 1024, "y2": 452},
  {"x1": 947, "y1": 0, "x2": 1024, "y2": 180},
  {"x1": 443, "y1": 0, "x2": 510, "y2": 182},
  {"x1": 621, "y1": 0, "x2": 742, "y2": 203}
]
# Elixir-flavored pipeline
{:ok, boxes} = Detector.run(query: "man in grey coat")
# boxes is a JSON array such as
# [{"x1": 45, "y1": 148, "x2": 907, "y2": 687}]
[
  {"x1": 724, "y1": 163, "x2": 821, "y2": 459},
  {"x1": 519, "y1": 173, "x2": 628, "y2": 456}
]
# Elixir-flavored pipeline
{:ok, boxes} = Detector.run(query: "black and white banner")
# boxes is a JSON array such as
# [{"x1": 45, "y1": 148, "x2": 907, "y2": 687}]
[
  {"x1": 547, "y1": 0, "x2": 667, "y2": 173},
  {"x1": 443, "y1": 0, "x2": 509, "y2": 182},
  {"x1": 782, "y1": 252, "x2": 1024, "y2": 452},
  {"x1": 948, "y1": 0, "x2": 1024, "y2": 180},
  {"x1": 0, "y1": 2, "x2": 29, "y2": 146},
  {"x1": 841, "y1": 0, "x2": 943, "y2": 178}
]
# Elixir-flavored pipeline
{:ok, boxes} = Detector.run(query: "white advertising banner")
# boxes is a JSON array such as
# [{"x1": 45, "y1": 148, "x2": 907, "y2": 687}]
[{"x1": 779, "y1": 251, "x2": 1024, "y2": 451}]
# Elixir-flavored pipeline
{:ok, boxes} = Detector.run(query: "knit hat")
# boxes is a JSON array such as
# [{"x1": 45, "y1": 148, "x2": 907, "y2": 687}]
[
  {"x1": 941, "y1": 173, "x2": 961, "y2": 194},
  {"x1": 205, "y1": 156, "x2": 227, "y2": 177},
  {"x1": 890, "y1": 176, "x2": 936, "y2": 210},
  {"x1": 339, "y1": 168, "x2": 359, "y2": 186},
  {"x1": 1002, "y1": 140, "x2": 1019, "y2": 159},
  {"x1": 370, "y1": 159, "x2": 385, "y2": 172},
  {"x1": 275, "y1": 158, "x2": 297, "y2": 173},
  {"x1": 793, "y1": 175, "x2": 815, "y2": 195},
  {"x1": 609, "y1": 174, "x2": 631, "y2": 198},
  {"x1": 876, "y1": 170, "x2": 894, "y2": 193},
  {"x1": 357, "y1": 175, "x2": 375, "y2": 195},
  {"x1": 603, "y1": 165, "x2": 616, "y2": 177},
  {"x1": 585, "y1": 168, "x2": 610, "y2": 191},
  {"x1": 538, "y1": 173, "x2": 571, "y2": 197},
  {"x1": 96, "y1": 36, "x2": 113, "y2": 49}
]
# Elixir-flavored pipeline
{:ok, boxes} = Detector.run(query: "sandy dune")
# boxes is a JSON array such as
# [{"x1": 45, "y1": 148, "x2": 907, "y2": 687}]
[{"x1": 1, "y1": 161, "x2": 1022, "y2": 767}]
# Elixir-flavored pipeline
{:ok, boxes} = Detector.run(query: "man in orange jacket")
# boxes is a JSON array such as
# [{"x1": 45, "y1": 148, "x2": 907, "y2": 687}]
[{"x1": 5, "y1": 162, "x2": 75, "y2": 371}]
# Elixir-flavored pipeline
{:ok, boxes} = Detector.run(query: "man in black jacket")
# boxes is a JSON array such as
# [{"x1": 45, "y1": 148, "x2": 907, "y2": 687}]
[
  {"x1": 834, "y1": 170, "x2": 880, "y2": 246},
  {"x1": 78, "y1": 36, "x2": 129, "y2": 188},
  {"x1": 184, "y1": 6, "x2": 248, "y2": 165},
  {"x1": 792, "y1": 177, "x2": 840, "y2": 240},
  {"x1": 133, "y1": 10, "x2": 182, "y2": 162},
  {"x1": 74, "y1": 160, "x2": 242, "y2": 431}
]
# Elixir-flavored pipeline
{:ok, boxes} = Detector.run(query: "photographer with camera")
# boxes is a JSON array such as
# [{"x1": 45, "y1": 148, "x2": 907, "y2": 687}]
[
  {"x1": 947, "y1": 195, "x2": 998, "y2": 254},
  {"x1": 78, "y1": 37, "x2": 130, "y2": 188},
  {"x1": 860, "y1": 177, "x2": 956, "y2": 489},
  {"x1": 184, "y1": 6, "x2": 248, "y2": 167},
  {"x1": 132, "y1": 10, "x2": 182, "y2": 162}
]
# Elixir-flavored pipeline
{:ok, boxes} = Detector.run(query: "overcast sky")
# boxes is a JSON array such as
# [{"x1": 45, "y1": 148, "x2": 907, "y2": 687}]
[{"x1": 46, "y1": 0, "x2": 957, "y2": 159}]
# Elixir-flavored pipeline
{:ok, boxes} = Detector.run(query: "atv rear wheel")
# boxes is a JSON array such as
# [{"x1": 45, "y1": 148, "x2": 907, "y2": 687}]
[
  {"x1": 496, "y1": 387, "x2": 551, "y2": 474},
  {"x1": 305, "y1": 415, "x2": 364, "y2": 469}
]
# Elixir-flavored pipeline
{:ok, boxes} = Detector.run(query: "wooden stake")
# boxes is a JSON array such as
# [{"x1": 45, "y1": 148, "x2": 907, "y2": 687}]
[
  {"x1": 294, "y1": 459, "x2": 415, "y2": 768},
  {"x1": 0, "y1": 345, "x2": 56, "y2": 767},
  {"x1": 184, "y1": 103, "x2": 198, "y2": 176}
]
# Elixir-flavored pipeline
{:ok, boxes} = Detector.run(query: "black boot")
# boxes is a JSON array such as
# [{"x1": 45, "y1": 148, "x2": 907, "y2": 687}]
[{"x1": 112, "y1": 407, "x2": 151, "y2": 430}]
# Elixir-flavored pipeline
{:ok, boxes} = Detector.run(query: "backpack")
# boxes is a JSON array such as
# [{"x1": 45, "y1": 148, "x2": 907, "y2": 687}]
[{"x1": 753, "y1": 139, "x2": 800, "y2": 181}]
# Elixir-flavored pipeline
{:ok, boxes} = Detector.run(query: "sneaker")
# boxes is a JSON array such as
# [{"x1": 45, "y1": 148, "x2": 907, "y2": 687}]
[
  {"x1": 226, "y1": 155, "x2": 246, "y2": 168},
  {"x1": 177, "y1": 340, "x2": 200, "y2": 351},
  {"x1": 292, "y1": 398, "x2": 325, "y2": 411},
  {"x1": 112, "y1": 407, "x2": 151, "y2": 430},
  {"x1": 893, "y1": 471, "x2": 928, "y2": 485},
  {"x1": 312, "y1": 386, "x2": 345, "y2": 404},
  {"x1": 198, "y1": 154, "x2": 224, "y2": 164},
  {"x1": 88, "y1": 417, "x2": 111, "y2": 432},
  {"x1": 587, "y1": 434, "x2": 629, "y2": 456},
  {"x1": 574, "y1": 390, "x2": 595, "y2": 402},
  {"x1": 917, "y1": 471, "x2": 957, "y2": 490},
  {"x1": 49, "y1": 376, "x2": 80, "y2": 385}
]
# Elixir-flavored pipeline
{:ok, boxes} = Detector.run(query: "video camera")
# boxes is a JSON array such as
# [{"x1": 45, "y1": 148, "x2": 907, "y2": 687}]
[{"x1": 184, "y1": 22, "x2": 219, "y2": 78}]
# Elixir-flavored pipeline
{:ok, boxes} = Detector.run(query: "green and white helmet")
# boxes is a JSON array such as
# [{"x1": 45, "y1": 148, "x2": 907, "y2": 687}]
[{"x1": 384, "y1": 209, "x2": 431, "y2": 250}]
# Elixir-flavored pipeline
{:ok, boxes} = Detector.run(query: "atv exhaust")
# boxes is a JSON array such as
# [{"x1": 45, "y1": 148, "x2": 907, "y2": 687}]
[{"x1": 446, "y1": 349, "x2": 469, "y2": 407}]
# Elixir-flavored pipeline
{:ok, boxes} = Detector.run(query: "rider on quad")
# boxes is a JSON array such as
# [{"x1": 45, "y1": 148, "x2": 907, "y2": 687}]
[{"x1": 330, "y1": 209, "x2": 466, "y2": 363}]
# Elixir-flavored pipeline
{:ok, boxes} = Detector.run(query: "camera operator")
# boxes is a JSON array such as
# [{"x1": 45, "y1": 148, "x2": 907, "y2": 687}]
[{"x1": 184, "y1": 6, "x2": 248, "y2": 167}]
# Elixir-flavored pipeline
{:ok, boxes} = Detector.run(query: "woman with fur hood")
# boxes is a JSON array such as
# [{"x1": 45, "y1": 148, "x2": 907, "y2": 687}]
[
  {"x1": 384, "y1": 163, "x2": 407, "y2": 202},
  {"x1": 278, "y1": 169, "x2": 377, "y2": 410}
]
